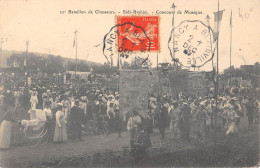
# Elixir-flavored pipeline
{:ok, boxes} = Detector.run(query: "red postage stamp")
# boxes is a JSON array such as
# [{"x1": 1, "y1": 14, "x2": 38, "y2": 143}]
[{"x1": 116, "y1": 16, "x2": 160, "y2": 53}]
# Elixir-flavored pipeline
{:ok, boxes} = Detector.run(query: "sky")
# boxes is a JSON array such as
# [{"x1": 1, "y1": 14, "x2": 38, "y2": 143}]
[{"x1": 0, "y1": 0, "x2": 259, "y2": 72}]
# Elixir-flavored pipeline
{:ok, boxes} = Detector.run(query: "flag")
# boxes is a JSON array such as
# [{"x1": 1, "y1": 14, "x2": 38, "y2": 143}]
[
  {"x1": 213, "y1": 10, "x2": 224, "y2": 42},
  {"x1": 24, "y1": 58, "x2": 27, "y2": 66},
  {"x1": 73, "y1": 30, "x2": 77, "y2": 48},
  {"x1": 73, "y1": 36, "x2": 76, "y2": 48}
]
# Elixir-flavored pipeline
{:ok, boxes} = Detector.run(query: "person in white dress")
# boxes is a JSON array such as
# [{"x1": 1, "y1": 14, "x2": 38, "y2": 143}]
[
  {"x1": 127, "y1": 108, "x2": 142, "y2": 147},
  {"x1": 30, "y1": 91, "x2": 38, "y2": 110},
  {"x1": 0, "y1": 107, "x2": 16, "y2": 149},
  {"x1": 29, "y1": 91, "x2": 38, "y2": 120},
  {"x1": 107, "y1": 95, "x2": 115, "y2": 118},
  {"x1": 53, "y1": 103, "x2": 67, "y2": 142}
]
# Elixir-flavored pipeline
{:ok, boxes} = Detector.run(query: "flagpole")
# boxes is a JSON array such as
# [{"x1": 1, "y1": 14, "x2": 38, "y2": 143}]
[
  {"x1": 25, "y1": 41, "x2": 29, "y2": 72},
  {"x1": 216, "y1": 0, "x2": 219, "y2": 93},
  {"x1": 229, "y1": 10, "x2": 232, "y2": 84},
  {"x1": 171, "y1": 3, "x2": 176, "y2": 64},
  {"x1": 117, "y1": 53, "x2": 120, "y2": 94},
  {"x1": 74, "y1": 30, "x2": 78, "y2": 80},
  {"x1": 214, "y1": 0, "x2": 220, "y2": 146},
  {"x1": 0, "y1": 37, "x2": 8, "y2": 67},
  {"x1": 157, "y1": 53, "x2": 158, "y2": 70}
]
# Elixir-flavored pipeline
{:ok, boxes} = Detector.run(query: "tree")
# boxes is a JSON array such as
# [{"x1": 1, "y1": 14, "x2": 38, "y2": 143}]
[
  {"x1": 67, "y1": 61, "x2": 90, "y2": 72},
  {"x1": 45, "y1": 55, "x2": 65, "y2": 74},
  {"x1": 122, "y1": 56, "x2": 152, "y2": 69}
]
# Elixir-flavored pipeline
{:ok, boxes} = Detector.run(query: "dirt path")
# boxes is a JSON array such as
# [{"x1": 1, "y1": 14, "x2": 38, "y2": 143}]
[
  {"x1": 0, "y1": 117, "x2": 258, "y2": 167},
  {"x1": 0, "y1": 131, "x2": 131, "y2": 167}
]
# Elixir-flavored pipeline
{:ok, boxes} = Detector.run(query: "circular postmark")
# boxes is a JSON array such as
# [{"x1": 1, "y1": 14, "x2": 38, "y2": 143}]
[
  {"x1": 103, "y1": 22, "x2": 151, "y2": 66},
  {"x1": 168, "y1": 20, "x2": 214, "y2": 68}
]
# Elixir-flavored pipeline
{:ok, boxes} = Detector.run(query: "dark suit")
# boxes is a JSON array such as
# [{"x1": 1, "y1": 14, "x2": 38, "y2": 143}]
[
  {"x1": 70, "y1": 105, "x2": 84, "y2": 140},
  {"x1": 180, "y1": 104, "x2": 191, "y2": 140},
  {"x1": 158, "y1": 105, "x2": 168, "y2": 139}
]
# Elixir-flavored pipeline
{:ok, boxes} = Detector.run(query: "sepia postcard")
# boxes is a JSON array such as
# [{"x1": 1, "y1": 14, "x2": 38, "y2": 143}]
[{"x1": 0, "y1": 0, "x2": 259, "y2": 167}]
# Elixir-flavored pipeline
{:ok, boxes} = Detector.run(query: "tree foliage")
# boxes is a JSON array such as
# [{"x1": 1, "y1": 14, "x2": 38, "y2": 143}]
[
  {"x1": 122, "y1": 56, "x2": 152, "y2": 69},
  {"x1": 220, "y1": 62, "x2": 260, "y2": 80},
  {"x1": 67, "y1": 61, "x2": 90, "y2": 72}
]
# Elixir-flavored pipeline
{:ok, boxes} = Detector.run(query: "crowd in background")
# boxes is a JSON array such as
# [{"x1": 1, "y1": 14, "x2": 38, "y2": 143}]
[
  {"x1": 0, "y1": 76, "x2": 259, "y2": 152},
  {"x1": 147, "y1": 87, "x2": 259, "y2": 143}
]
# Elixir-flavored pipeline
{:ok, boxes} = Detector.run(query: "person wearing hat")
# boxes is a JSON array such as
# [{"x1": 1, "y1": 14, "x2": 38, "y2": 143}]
[
  {"x1": 205, "y1": 100, "x2": 213, "y2": 129},
  {"x1": 42, "y1": 89, "x2": 49, "y2": 109},
  {"x1": 223, "y1": 103, "x2": 240, "y2": 136},
  {"x1": 245, "y1": 97, "x2": 255, "y2": 130},
  {"x1": 190, "y1": 99, "x2": 198, "y2": 139},
  {"x1": 127, "y1": 107, "x2": 142, "y2": 148},
  {"x1": 69, "y1": 100, "x2": 84, "y2": 141},
  {"x1": 53, "y1": 103, "x2": 67, "y2": 143},
  {"x1": 223, "y1": 104, "x2": 237, "y2": 126},
  {"x1": 107, "y1": 95, "x2": 115, "y2": 129},
  {"x1": 50, "y1": 94, "x2": 58, "y2": 111},
  {"x1": 170, "y1": 101, "x2": 181, "y2": 139},
  {"x1": 0, "y1": 107, "x2": 17, "y2": 149},
  {"x1": 222, "y1": 104, "x2": 231, "y2": 126},
  {"x1": 158, "y1": 101, "x2": 169, "y2": 139},
  {"x1": 61, "y1": 97, "x2": 70, "y2": 123},
  {"x1": 43, "y1": 102, "x2": 53, "y2": 142},
  {"x1": 14, "y1": 88, "x2": 20, "y2": 108},
  {"x1": 208, "y1": 87, "x2": 214, "y2": 99},
  {"x1": 114, "y1": 95, "x2": 122, "y2": 137},
  {"x1": 180, "y1": 102, "x2": 191, "y2": 141},
  {"x1": 196, "y1": 102, "x2": 208, "y2": 143}
]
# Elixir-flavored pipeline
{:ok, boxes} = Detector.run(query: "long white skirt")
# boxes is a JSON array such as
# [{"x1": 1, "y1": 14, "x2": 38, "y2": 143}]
[
  {"x1": 53, "y1": 119, "x2": 67, "y2": 142},
  {"x1": 0, "y1": 120, "x2": 12, "y2": 149}
]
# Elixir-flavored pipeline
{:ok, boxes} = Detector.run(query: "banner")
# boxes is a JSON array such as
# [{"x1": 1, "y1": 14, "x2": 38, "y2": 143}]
[
  {"x1": 159, "y1": 73, "x2": 171, "y2": 97},
  {"x1": 188, "y1": 72, "x2": 207, "y2": 97},
  {"x1": 168, "y1": 70, "x2": 188, "y2": 98},
  {"x1": 119, "y1": 70, "x2": 149, "y2": 117},
  {"x1": 148, "y1": 70, "x2": 160, "y2": 97},
  {"x1": 213, "y1": 10, "x2": 224, "y2": 42}
]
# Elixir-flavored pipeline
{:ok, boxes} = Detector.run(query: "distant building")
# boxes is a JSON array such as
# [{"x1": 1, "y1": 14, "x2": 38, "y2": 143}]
[
  {"x1": 64, "y1": 70, "x2": 92, "y2": 82},
  {"x1": 240, "y1": 65, "x2": 254, "y2": 72},
  {"x1": 253, "y1": 64, "x2": 260, "y2": 74}
]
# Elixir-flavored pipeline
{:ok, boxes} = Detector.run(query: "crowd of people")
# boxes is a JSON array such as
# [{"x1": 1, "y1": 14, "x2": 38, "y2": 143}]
[
  {"x1": 147, "y1": 89, "x2": 259, "y2": 142},
  {"x1": 0, "y1": 76, "x2": 259, "y2": 158},
  {"x1": 126, "y1": 86, "x2": 259, "y2": 159},
  {"x1": 0, "y1": 77, "x2": 122, "y2": 148}
]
